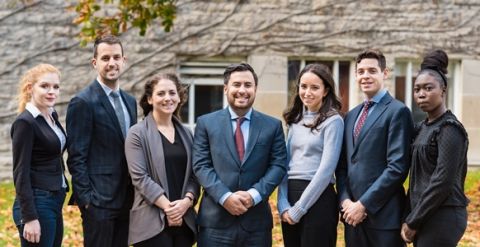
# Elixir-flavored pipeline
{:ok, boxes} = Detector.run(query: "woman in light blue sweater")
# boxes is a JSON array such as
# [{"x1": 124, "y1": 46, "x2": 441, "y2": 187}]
[{"x1": 278, "y1": 63, "x2": 344, "y2": 247}]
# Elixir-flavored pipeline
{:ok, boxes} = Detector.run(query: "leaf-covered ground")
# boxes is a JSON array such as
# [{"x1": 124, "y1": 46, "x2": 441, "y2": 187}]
[{"x1": 1, "y1": 170, "x2": 479, "y2": 246}]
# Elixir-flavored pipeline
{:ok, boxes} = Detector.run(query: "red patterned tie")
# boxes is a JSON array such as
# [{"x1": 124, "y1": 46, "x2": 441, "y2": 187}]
[
  {"x1": 354, "y1": 101, "x2": 373, "y2": 141},
  {"x1": 235, "y1": 117, "x2": 246, "y2": 161}
]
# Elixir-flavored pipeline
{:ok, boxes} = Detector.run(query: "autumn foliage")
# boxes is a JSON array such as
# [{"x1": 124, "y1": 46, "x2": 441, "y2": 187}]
[
  {"x1": 72, "y1": 0, "x2": 176, "y2": 46},
  {"x1": 1, "y1": 179, "x2": 480, "y2": 246}
]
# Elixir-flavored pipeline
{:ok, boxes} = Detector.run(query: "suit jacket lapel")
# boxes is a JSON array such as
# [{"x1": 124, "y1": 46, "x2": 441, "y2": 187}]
[
  {"x1": 221, "y1": 108, "x2": 242, "y2": 166},
  {"x1": 347, "y1": 105, "x2": 361, "y2": 152},
  {"x1": 145, "y1": 113, "x2": 169, "y2": 196},
  {"x1": 93, "y1": 80, "x2": 125, "y2": 141},
  {"x1": 355, "y1": 92, "x2": 393, "y2": 147},
  {"x1": 120, "y1": 90, "x2": 136, "y2": 127},
  {"x1": 243, "y1": 110, "x2": 261, "y2": 164},
  {"x1": 52, "y1": 111, "x2": 67, "y2": 152}
]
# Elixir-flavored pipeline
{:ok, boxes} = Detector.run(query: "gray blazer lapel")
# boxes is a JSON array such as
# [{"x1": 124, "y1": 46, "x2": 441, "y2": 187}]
[
  {"x1": 243, "y1": 110, "x2": 261, "y2": 164},
  {"x1": 221, "y1": 109, "x2": 242, "y2": 166},
  {"x1": 145, "y1": 113, "x2": 169, "y2": 197}
]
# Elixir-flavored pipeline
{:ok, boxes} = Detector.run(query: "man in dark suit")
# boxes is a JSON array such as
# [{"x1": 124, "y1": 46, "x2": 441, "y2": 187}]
[
  {"x1": 336, "y1": 49, "x2": 414, "y2": 247},
  {"x1": 66, "y1": 35, "x2": 137, "y2": 247},
  {"x1": 192, "y1": 63, "x2": 287, "y2": 247}
]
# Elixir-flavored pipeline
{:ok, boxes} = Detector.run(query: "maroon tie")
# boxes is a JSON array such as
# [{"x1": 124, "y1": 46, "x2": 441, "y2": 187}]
[
  {"x1": 354, "y1": 101, "x2": 374, "y2": 140},
  {"x1": 235, "y1": 117, "x2": 246, "y2": 161}
]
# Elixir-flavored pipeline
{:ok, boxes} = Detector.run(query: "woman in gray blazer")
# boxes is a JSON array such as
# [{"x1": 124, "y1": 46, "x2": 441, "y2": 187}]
[{"x1": 125, "y1": 73, "x2": 199, "y2": 247}]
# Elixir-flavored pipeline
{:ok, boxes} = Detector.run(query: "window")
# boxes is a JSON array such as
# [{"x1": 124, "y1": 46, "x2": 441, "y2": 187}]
[
  {"x1": 287, "y1": 59, "x2": 351, "y2": 113},
  {"x1": 179, "y1": 60, "x2": 243, "y2": 129},
  {"x1": 394, "y1": 60, "x2": 460, "y2": 123}
]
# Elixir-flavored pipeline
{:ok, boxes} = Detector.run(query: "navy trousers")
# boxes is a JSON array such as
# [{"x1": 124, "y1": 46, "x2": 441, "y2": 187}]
[{"x1": 13, "y1": 188, "x2": 66, "y2": 247}]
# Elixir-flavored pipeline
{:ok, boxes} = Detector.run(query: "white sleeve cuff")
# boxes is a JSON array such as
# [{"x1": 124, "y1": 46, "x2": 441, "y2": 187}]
[
  {"x1": 247, "y1": 188, "x2": 262, "y2": 205},
  {"x1": 219, "y1": 192, "x2": 233, "y2": 205}
]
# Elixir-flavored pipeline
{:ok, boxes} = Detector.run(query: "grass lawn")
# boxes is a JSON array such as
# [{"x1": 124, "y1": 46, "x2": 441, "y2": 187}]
[{"x1": 1, "y1": 169, "x2": 479, "y2": 246}]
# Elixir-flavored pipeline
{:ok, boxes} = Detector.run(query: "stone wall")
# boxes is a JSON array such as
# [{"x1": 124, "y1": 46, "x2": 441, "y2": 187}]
[{"x1": 1, "y1": 0, "x2": 479, "y2": 178}]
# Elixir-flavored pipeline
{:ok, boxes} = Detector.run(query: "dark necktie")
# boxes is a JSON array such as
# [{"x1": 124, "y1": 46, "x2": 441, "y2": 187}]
[
  {"x1": 354, "y1": 101, "x2": 374, "y2": 140},
  {"x1": 110, "y1": 91, "x2": 127, "y2": 138},
  {"x1": 235, "y1": 117, "x2": 246, "y2": 161}
]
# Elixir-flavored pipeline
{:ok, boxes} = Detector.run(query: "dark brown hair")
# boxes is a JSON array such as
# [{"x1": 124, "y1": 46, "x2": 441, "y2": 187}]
[
  {"x1": 283, "y1": 63, "x2": 342, "y2": 131},
  {"x1": 223, "y1": 63, "x2": 258, "y2": 85},
  {"x1": 93, "y1": 34, "x2": 124, "y2": 58},
  {"x1": 355, "y1": 49, "x2": 387, "y2": 71},
  {"x1": 139, "y1": 73, "x2": 188, "y2": 118}
]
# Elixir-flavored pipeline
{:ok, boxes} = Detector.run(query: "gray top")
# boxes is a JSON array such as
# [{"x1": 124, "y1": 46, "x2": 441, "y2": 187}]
[{"x1": 277, "y1": 113, "x2": 343, "y2": 222}]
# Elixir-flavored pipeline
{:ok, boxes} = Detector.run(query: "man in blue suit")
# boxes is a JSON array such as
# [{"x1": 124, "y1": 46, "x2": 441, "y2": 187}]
[
  {"x1": 336, "y1": 49, "x2": 414, "y2": 247},
  {"x1": 66, "y1": 35, "x2": 137, "y2": 247},
  {"x1": 193, "y1": 63, "x2": 287, "y2": 247}
]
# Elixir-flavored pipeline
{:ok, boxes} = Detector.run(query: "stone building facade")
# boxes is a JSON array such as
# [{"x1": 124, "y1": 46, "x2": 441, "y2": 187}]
[{"x1": 1, "y1": 0, "x2": 479, "y2": 178}]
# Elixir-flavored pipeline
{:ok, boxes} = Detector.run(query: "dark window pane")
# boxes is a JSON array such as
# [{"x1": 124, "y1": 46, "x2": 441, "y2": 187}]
[
  {"x1": 180, "y1": 93, "x2": 189, "y2": 123},
  {"x1": 195, "y1": 85, "x2": 224, "y2": 120},
  {"x1": 287, "y1": 60, "x2": 301, "y2": 104},
  {"x1": 395, "y1": 76, "x2": 406, "y2": 103},
  {"x1": 339, "y1": 61, "x2": 350, "y2": 113}
]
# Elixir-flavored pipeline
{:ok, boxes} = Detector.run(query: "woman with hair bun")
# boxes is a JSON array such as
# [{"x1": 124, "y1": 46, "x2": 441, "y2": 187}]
[
  {"x1": 401, "y1": 50, "x2": 469, "y2": 247},
  {"x1": 11, "y1": 64, "x2": 68, "y2": 246}
]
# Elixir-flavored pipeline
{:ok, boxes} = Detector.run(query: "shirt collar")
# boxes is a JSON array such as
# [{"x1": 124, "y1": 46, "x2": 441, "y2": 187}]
[
  {"x1": 228, "y1": 107, "x2": 252, "y2": 121},
  {"x1": 25, "y1": 102, "x2": 53, "y2": 118},
  {"x1": 97, "y1": 77, "x2": 120, "y2": 96},
  {"x1": 367, "y1": 89, "x2": 387, "y2": 104}
]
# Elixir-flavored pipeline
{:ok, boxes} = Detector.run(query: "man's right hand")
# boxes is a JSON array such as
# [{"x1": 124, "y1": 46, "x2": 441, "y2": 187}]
[{"x1": 223, "y1": 194, "x2": 248, "y2": 216}]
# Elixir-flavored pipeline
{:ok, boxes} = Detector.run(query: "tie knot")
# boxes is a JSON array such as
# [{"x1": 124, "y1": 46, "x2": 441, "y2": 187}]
[
  {"x1": 110, "y1": 91, "x2": 120, "y2": 98},
  {"x1": 236, "y1": 117, "x2": 245, "y2": 125},
  {"x1": 363, "y1": 101, "x2": 374, "y2": 109}
]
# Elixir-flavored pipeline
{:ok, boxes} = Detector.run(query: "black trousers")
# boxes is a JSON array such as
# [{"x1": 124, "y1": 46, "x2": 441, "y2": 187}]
[
  {"x1": 344, "y1": 223, "x2": 405, "y2": 247},
  {"x1": 281, "y1": 180, "x2": 338, "y2": 247},
  {"x1": 134, "y1": 224, "x2": 194, "y2": 247},
  {"x1": 414, "y1": 206, "x2": 467, "y2": 247},
  {"x1": 80, "y1": 205, "x2": 129, "y2": 247}
]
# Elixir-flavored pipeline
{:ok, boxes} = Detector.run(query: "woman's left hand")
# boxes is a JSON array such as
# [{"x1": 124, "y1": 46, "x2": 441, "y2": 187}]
[
  {"x1": 164, "y1": 198, "x2": 191, "y2": 222},
  {"x1": 401, "y1": 223, "x2": 416, "y2": 243},
  {"x1": 281, "y1": 211, "x2": 296, "y2": 225}
]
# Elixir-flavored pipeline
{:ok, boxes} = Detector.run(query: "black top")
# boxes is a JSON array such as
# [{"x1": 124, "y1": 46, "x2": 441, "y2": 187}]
[
  {"x1": 160, "y1": 127, "x2": 187, "y2": 201},
  {"x1": 11, "y1": 110, "x2": 67, "y2": 223},
  {"x1": 405, "y1": 110, "x2": 469, "y2": 229}
]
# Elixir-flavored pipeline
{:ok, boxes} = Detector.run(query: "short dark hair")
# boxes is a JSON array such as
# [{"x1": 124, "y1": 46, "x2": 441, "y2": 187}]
[
  {"x1": 93, "y1": 34, "x2": 124, "y2": 58},
  {"x1": 139, "y1": 73, "x2": 188, "y2": 118},
  {"x1": 355, "y1": 49, "x2": 386, "y2": 71},
  {"x1": 223, "y1": 63, "x2": 258, "y2": 85}
]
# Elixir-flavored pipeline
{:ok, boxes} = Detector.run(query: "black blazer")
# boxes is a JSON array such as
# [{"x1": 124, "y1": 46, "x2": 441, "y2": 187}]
[
  {"x1": 11, "y1": 110, "x2": 67, "y2": 223},
  {"x1": 66, "y1": 80, "x2": 137, "y2": 209}
]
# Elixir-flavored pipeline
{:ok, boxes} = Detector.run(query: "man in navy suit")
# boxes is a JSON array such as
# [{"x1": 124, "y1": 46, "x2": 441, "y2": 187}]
[
  {"x1": 66, "y1": 35, "x2": 137, "y2": 247},
  {"x1": 193, "y1": 63, "x2": 287, "y2": 247},
  {"x1": 336, "y1": 49, "x2": 414, "y2": 247}
]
